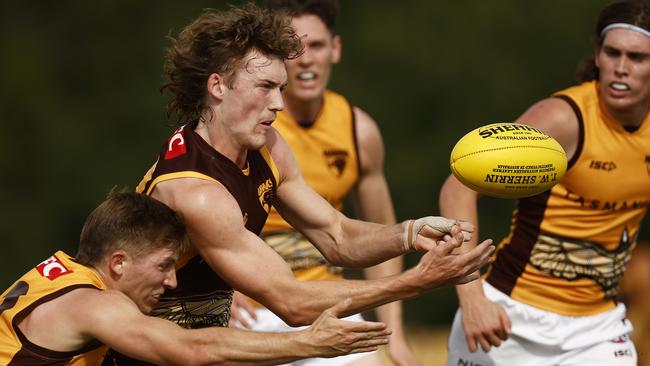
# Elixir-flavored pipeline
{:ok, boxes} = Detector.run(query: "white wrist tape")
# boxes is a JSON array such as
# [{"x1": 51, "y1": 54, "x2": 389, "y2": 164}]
[{"x1": 402, "y1": 216, "x2": 457, "y2": 251}]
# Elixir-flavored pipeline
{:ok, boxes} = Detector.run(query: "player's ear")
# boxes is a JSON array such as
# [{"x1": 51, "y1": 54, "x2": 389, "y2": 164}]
[
  {"x1": 108, "y1": 250, "x2": 128, "y2": 276},
  {"x1": 331, "y1": 35, "x2": 341, "y2": 65},
  {"x1": 207, "y1": 73, "x2": 227, "y2": 100}
]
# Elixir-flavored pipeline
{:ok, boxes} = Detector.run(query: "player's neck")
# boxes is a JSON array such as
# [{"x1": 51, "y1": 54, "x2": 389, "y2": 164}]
[
  {"x1": 603, "y1": 101, "x2": 650, "y2": 129},
  {"x1": 194, "y1": 119, "x2": 248, "y2": 168},
  {"x1": 284, "y1": 95, "x2": 324, "y2": 127}
]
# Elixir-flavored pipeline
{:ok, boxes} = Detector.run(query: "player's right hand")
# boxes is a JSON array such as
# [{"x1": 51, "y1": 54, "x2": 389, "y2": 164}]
[
  {"x1": 460, "y1": 296, "x2": 511, "y2": 352},
  {"x1": 413, "y1": 226, "x2": 494, "y2": 287},
  {"x1": 305, "y1": 298, "x2": 391, "y2": 357}
]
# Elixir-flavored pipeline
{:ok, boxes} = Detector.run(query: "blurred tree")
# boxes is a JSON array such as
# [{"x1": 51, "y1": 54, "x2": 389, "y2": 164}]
[{"x1": 3, "y1": 0, "x2": 645, "y2": 328}]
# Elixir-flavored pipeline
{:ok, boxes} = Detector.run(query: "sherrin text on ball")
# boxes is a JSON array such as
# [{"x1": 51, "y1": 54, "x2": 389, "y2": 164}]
[{"x1": 450, "y1": 122, "x2": 567, "y2": 198}]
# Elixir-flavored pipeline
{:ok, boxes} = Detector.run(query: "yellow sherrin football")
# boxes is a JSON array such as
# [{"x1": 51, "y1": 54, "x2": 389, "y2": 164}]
[{"x1": 450, "y1": 122, "x2": 567, "y2": 198}]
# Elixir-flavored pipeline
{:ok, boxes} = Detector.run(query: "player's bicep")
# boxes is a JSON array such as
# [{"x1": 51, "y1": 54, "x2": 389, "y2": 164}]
[
  {"x1": 80, "y1": 291, "x2": 188, "y2": 364},
  {"x1": 175, "y1": 184, "x2": 297, "y2": 309}
]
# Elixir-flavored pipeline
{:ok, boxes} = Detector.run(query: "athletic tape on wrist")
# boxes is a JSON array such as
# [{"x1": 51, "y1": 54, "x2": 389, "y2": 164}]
[
  {"x1": 403, "y1": 216, "x2": 457, "y2": 251},
  {"x1": 402, "y1": 220, "x2": 415, "y2": 251}
]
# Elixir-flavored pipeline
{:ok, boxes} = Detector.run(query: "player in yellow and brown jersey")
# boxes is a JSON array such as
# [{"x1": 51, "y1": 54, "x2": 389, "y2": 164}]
[
  {"x1": 108, "y1": 3, "x2": 496, "y2": 365},
  {"x1": 440, "y1": 1, "x2": 650, "y2": 365},
  {"x1": 1, "y1": 192, "x2": 394, "y2": 366},
  {"x1": 229, "y1": 1, "x2": 420, "y2": 365}
]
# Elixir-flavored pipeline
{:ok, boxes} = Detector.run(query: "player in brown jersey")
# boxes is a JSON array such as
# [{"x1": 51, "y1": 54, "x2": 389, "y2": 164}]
[
  {"x1": 440, "y1": 1, "x2": 650, "y2": 365},
  {"x1": 106, "y1": 3, "x2": 495, "y2": 364},
  {"x1": 0, "y1": 191, "x2": 394, "y2": 365},
  {"x1": 229, "y1": 1, "x2": 419, "y2": 365}
]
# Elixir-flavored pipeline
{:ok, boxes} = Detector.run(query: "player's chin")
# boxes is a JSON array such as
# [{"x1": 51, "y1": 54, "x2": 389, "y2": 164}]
[
  {"x1": 249, "y1": 130, "x2": 272, "y2": 147},
  {"x1": 139, "y1": 298, "x2": 159, "y2": 314}
]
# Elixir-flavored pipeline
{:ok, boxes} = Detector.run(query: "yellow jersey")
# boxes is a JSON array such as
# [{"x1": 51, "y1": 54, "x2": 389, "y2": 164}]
[
  {"x1": 0, "y1": 251, "x2": 106, "y2": 365},
  {"x1": 486, "y1": 81, "x2": 650, "y2": 316},
  {"x1": 263, "y1": 90, "x2": 360, "y2": 281}
]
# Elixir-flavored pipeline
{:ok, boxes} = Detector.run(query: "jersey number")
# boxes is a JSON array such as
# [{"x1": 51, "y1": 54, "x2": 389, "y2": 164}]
[{"x1": 0, "y1": 281, "x2": 29, "y2": 315}]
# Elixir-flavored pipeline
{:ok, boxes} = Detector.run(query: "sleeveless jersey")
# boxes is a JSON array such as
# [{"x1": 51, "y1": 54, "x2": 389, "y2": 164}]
[
  {"x1": 136, "y1": 124, "x2": 279, "y2": 328},
  {"x1": 486, "y1": 81, "x2": 650, "y2": 316},
  {"x1": 0, "y1": 251, "x2": 106, "y2": 365},
  {"x1": 262, "y1": 90, "x2": 360, "y2": 281}
]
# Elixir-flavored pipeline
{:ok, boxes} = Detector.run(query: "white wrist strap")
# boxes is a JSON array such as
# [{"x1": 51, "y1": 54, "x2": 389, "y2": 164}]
[{"x1": 402, "y1": 220, "x2": 416, "y2": 251}]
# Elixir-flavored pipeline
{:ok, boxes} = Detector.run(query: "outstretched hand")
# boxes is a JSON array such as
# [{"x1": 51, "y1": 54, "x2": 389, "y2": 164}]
[
  {"x1": 412, "y1": 226, "x2": 494, "y2": 288},
  {"x1": 305, "y1": 298, "x2": 391, "y2": 357}
]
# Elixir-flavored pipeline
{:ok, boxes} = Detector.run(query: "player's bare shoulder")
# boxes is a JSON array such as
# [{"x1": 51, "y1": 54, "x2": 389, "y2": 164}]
[
  {"x1": 152, "y1": 177, "x2": 235, "y2": 217},
  {"x1": 515, "y1": 97, "x2": 580, "y2": 159},
  {"x1": 353, "y1": 106, "x2": 386, "y2": 172},
  {"x1": 353, "y1": 106, "x2": 383, "y2": 145}
]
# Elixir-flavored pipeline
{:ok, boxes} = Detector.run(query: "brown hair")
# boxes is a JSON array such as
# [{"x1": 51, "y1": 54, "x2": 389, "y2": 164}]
[
  {"x1": 577, "y1": 0, "x2": 650, "y2": 82},
  {"x1": 161, "y1": 2, "x2": 303, "y2": 125},
  {"x1": 76, "y1": 191, "x2": 188, "y2": 266},
  {"x1": 264, "y1": 0, "x2": 340, "y2": 33}
]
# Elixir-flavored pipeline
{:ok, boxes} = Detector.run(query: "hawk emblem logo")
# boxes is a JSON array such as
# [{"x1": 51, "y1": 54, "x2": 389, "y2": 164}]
[
  {"x1": 529, "y1": 228, "x2": 636, "y2": 299},
  {"x1": 257, "y1": 178, "x2": 275, "y2": 213},
  {"x1": 324, "y1": 149, "x2": 349, "y2": 177}
]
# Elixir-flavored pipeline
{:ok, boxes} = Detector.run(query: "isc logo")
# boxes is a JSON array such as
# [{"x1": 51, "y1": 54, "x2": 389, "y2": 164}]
[
  {"x1": 589, "y1": 160, "x2": 616, "y2": 171},
  {"x1": 36, "y1": 255, "x2": 72, "y2": 281}
]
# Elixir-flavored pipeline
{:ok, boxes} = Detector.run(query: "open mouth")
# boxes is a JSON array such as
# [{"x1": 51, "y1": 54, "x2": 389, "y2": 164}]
[
  {"x1": 297, "y1": 71, "x2": 316, "y2": 81},
  {"x1": 610, "y1": 82, "x2": 630, "y2": 91}
]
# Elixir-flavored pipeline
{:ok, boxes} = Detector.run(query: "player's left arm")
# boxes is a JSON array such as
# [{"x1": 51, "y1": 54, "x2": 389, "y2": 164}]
[
  {"x1": 351, "y1": 106, "x2": 421, "y2": 366},
  {"x1": 269, "y1": 127, "x2": 466, "y2": 267}
]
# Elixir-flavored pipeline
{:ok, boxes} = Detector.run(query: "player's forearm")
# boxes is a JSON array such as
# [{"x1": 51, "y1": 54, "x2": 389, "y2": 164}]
[
  {"x1": 439, "y1": 175, "x2": 480, "y2": 255},
  {"x1": 455, "y1": 278, "x2": 487, "y2": 309},
  {"x1": 439, "y1": 178, "x2": 485, "y2": 298},
  {"x1": 363, "y1": 257, "x2": 407, "y2": 333},
  {"x1": 269, "y1": 275, "x2": 418, "y2": 326},
  {"x1": 317, "y1": 218, "x2": 407, "y2": 267},
  {"x1": 185, "y1": 327, "x2": 314, "y2": 366}
]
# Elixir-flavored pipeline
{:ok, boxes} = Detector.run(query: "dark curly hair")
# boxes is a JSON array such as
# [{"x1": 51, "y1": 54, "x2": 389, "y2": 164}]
[
  {"x1": 577, "y1": 0, "x2": 650, "y2": 82},
  {"x1": 161, "y1": 2, "x2": 303, "y2": 125},
  {"x1": 264, "y1": 0, "x2": 339, "y2": 33}
]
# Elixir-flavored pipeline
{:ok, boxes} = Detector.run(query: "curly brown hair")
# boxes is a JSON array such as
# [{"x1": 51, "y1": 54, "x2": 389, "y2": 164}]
[{"x1": 161, "y1": 2, "x2": 303, "y2": 125}]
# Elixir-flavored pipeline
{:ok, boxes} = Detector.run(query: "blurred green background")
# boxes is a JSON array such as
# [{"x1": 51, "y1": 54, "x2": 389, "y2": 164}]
[{"x1": 2, "y1": 0, "x2": 647, "y2": 326}]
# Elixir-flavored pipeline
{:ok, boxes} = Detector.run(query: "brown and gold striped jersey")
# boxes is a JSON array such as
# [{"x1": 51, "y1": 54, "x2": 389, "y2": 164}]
[
  {"x1": 0, "y1": 251, "x2": 106, "y2": 365},
  {"x1": 486, "y1": 81, "x2": 650, "y2": 316}
]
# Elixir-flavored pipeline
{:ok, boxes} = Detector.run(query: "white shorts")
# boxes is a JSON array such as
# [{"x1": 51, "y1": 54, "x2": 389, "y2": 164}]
[
  {"x1": 447, "y1": 281, "x2": 637, "y2": 366},
  {"x1": 238, "y1": 308, "x2": 377, "y2": 366}
]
